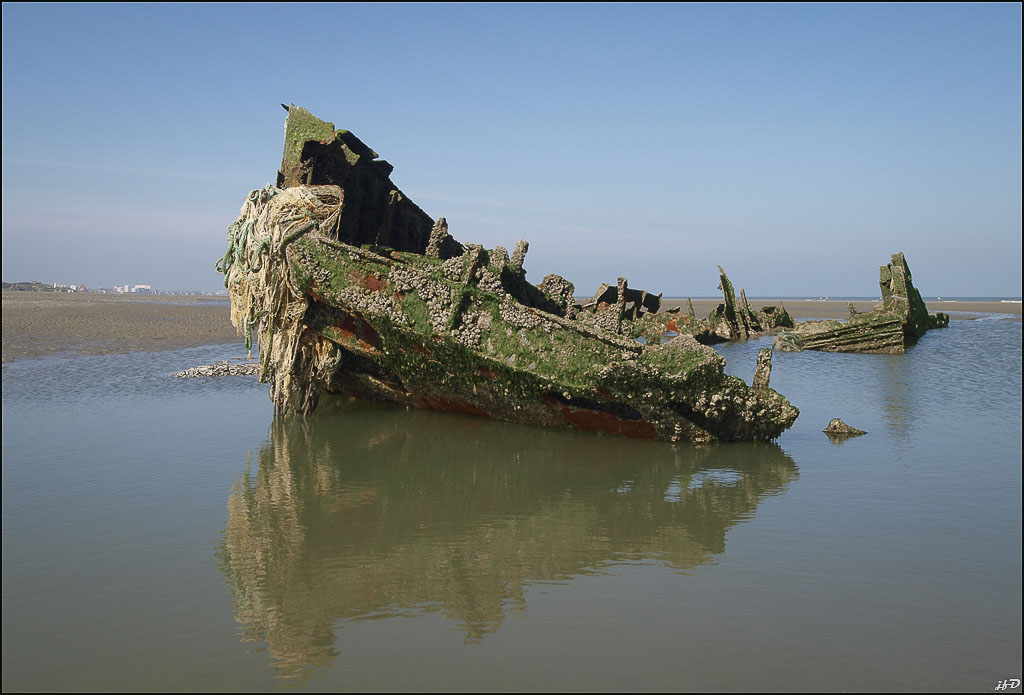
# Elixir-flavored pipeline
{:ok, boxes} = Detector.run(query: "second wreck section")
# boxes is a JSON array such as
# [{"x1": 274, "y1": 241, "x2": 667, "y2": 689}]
[
  {"x1": 219, "y1": 106, "x2": 798, "y2": 443},
  {"x1": 773, "y1": 253, "x2": 949, "y2": 354}
]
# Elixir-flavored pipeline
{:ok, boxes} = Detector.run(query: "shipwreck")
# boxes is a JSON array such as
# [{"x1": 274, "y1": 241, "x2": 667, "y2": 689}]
[
  {"x1": 217, "y1": 105, "x2": 800, "y2": 443},
  {"x1": 217, "y1": 107, "x2": 950, "y2": 441},
  {"x1": 773, "y1": 253, "x2": 949, "y2": 353}
]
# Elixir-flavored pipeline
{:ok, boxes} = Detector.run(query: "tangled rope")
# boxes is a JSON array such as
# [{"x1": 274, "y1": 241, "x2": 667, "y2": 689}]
[{"x1": 217, "y1": 185, "x2": 345, "y2": 414}]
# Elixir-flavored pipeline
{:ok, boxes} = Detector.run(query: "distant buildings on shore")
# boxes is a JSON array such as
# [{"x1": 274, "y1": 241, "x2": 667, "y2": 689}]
[
  {"x1": 53, "y1": 282, "x2": 88, "y2": 293},
  {"x1": 114, "y1": 284, "x2": 153, "y2": 294}
]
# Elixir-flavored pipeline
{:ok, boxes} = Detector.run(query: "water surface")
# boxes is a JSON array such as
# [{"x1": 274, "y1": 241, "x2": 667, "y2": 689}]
[{"x1": 2, "y1": 320, "x2": 1020, "y2": 691}]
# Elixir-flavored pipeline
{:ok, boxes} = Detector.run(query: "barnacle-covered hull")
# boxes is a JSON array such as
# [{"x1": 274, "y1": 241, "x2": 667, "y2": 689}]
[{"x1": 218, "y1": 107, "x2": 798, "y2": 443}]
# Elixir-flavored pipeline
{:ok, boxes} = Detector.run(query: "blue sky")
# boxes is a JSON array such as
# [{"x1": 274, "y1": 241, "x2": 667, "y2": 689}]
[{"x1": 2, "y1": 3, "x2": 1020, "y2": 295}]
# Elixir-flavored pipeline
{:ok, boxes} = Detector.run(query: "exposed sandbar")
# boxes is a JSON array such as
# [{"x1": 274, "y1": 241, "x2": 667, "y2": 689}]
[{"x1": 2, "y1": 291, "x2": 241, "y2": 363}]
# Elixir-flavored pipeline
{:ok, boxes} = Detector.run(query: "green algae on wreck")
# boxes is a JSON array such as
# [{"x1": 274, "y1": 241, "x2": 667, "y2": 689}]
[{"x1": 217, "y1": 106, "x2": 798, "y2": 442}]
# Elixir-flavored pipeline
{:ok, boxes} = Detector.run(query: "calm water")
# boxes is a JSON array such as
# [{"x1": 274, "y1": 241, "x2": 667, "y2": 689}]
[{"x1": 2, "y1": 320, "x2": 1021, "y2": 691}]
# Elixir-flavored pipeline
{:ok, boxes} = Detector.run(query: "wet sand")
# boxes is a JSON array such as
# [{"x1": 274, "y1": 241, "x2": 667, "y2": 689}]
[
  {"x1": 2, "y1": 291, "x2": 241, "y2": 363},
  {"x1": 924, "y1": 299, "x2": 1023, "y2": 318},
  {"x1": 4, "y1": 291, "x2": 1018, "y2": 364}
]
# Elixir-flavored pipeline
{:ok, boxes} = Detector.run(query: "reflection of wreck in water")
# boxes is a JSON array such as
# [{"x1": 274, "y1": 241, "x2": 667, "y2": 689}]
[{"x1": 217, "y1": 406, "x2": 798, "y2": 680}]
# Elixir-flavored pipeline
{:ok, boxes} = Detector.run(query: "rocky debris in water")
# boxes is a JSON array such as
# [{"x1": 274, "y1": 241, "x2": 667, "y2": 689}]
[
  {"x1": 174, "y1": 362, "x2": 259, "y2": 378},
  {"x1": 216, "y1": 106, "x2": 800, "y2": 443},
  {"x1": 774, "y1": 253, "x2": 949, "y2": 354},
  {"x1": 823, "y1": 418, "x2": 866, "y2": 438},
  {"x1": 753, "y1": 348, "x2": 773, "y2": 389}
]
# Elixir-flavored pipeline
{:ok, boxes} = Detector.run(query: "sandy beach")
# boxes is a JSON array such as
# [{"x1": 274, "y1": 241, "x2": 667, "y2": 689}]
[
  {"x1": 3, "y1": 291, "x2": 1018, "y2": 364},
  {"x1": 2, "y1": 291, "x2": 241, "y2": 363}
]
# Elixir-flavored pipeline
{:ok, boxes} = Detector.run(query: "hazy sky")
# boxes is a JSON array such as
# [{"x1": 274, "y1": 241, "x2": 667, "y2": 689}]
[{"x1": 2, "y1": 3, "x2": 1021, "y2": 296}]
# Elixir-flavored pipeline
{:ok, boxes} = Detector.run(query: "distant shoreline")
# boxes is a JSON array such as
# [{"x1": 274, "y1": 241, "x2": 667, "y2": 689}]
[{"x1": 3, "y1": 290, "x2": 1019, "y2": 364}]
